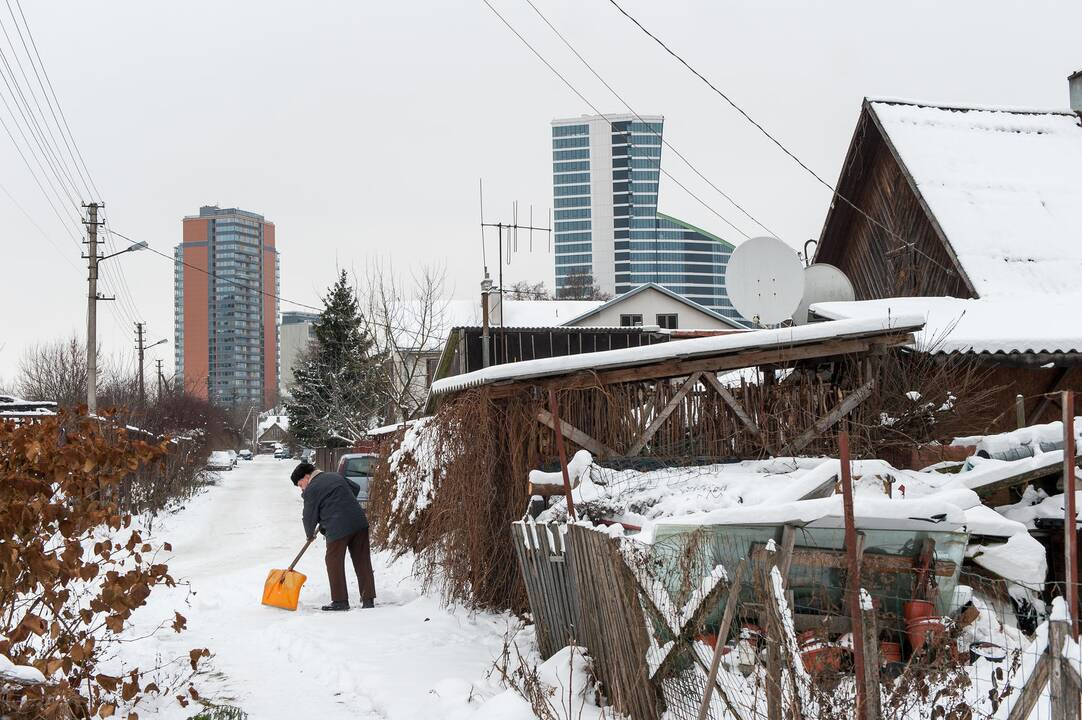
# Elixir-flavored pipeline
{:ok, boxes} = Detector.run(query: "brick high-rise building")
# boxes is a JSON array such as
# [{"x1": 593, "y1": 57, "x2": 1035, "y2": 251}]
[{"x1": 174, "y1": 205, "x2": 279, "y2": 409}]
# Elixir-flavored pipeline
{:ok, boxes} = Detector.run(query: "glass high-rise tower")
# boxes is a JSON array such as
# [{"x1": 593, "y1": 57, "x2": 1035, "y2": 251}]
[
  {"x1": 551, "y1": 114, "x2": 740, "y2": 319},
  {"x1": 174, "y1": 205, "x2": 280, "y2": 409}
]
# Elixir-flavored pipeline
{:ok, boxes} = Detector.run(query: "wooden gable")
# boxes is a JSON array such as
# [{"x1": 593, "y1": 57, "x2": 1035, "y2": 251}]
[{"x1": 814, "y1": 102, "x2": 976, "y2": 301}]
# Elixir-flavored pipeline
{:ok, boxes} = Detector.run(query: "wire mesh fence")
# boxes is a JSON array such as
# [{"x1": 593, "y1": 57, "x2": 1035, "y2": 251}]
[{"x1": 514, "y1": 520, "x2": 1080, "y2": 720}]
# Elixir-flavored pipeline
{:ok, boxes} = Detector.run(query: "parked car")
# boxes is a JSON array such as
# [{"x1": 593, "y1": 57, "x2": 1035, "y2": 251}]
[
  {"x1": 273, "y1": 446, "x2": 292, "y2": 459},
  {"x1": 239, "y1": 449, "x2": 253, "y2": 460},
  {"x1": 226, "y1": 449, "x2": 238, "y2": 467},
  {"x1": 206, "y1": 451, "x2": 234, "y2": 471},
  {"x1": 300, "y1": 448, "x2": 316, "y2": 464},
  {"x1": 336, "y1": 453, "x2": 378, "y2": 508}
]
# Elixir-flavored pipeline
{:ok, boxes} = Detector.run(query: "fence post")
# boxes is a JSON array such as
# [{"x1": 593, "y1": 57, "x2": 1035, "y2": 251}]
[
  {"x1": 1052, "y1": 617, "x2": 1070, "y2": 720},
  {"x1": 840, "y1": 430, "x2": 868, "y2": 720},
  {"x1": 859, "y1": 592, "x2": 883, "y2": 720},
  {"x1": 1016, "y1": 394, "x2": 1026, "y2": 429},
  {"x1": 1063, "y1": 391, "x2": 1078, "y2": 639},
  {"x1": 759, "y1": 561, "x2": 783, "y2": 720}
]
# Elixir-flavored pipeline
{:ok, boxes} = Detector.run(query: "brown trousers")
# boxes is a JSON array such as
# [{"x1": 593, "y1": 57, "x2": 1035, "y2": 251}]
[{"x1": 325, "y1": 528, "x2": 376, "y2": 604}]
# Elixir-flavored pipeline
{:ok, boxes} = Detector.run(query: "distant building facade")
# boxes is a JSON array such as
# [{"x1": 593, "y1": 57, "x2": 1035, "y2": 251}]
[
  {"x1": 279, "y1": 310, "x2": 319, "y2": 399},
  {"x1": 174, "y1": 205, "x2": 280, "y2": 409},
  {"x1": 550, "y1": 113, "x2": 740, "y2": 319}
]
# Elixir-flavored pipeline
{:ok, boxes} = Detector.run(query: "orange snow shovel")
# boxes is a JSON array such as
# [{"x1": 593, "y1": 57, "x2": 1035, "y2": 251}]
[{"x1": 262, "y1": 536, "x2": 315, "y2": 611}]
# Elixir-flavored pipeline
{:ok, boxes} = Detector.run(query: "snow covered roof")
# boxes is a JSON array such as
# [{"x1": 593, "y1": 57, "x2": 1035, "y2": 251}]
[
  {"x1": 867, "y1": 99, "x2": 1082, "y2": 299},
  {"x1": 0, "y1": 395, "x2": 56, "y2": 416},
  {"x1": 257, "y1": 414, "x2": 289, "y2": 435},
  {"x1": 562, "y1": 283, "x2": 745, "y2": 329},
  {"x1": 811, "y1": 296, "x2": 1082, "y2": 356},
  {"x1": 430, "y1": 314, "x2": 924, "y2": 397},
  {"x1": 443, "y1": 298, "x2": 604, "y2": 330}
]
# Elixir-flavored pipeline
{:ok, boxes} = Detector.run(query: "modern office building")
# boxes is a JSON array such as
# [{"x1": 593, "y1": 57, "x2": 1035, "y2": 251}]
[
  {"x1": 551, "y1": 114, "x2": 740, "y2": 319},
  {"x1": 174, "y1": 205, "x2": 280, "y2": 409},
  {"x1": 279, "y1": 310, "x2": 319, "y2": 399}
]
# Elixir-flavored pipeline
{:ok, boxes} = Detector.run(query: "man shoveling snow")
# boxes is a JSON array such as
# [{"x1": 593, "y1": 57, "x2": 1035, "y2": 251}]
[{"x1": 291, "y1": 461, "x2": 377, "y2": 611}]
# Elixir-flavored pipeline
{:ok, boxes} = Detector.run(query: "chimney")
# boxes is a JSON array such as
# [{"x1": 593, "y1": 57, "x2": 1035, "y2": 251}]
[
  {"x1": 1071, "y1": 69, "x2": 1082, "y2": 113},
  {"x1": 482, "y1": 272, "x2": 502, "y2": 326}
]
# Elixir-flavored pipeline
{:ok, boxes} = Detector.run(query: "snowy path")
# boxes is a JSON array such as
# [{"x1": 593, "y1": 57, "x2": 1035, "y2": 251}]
[{"x1": 125, "y1": 456, "x2": 521, "y2": 719}]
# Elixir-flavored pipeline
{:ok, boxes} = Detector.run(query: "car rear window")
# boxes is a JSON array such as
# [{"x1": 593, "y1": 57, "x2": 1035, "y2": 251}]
[{"x1": 343, "y1": 456, "x2": 376, "y2": 476}]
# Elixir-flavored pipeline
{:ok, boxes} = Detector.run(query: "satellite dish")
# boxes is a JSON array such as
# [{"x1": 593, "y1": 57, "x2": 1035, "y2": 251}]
[
  {"x1": 725, "y1": 237, "x2": 804, "y2": 326},
  {"x1": 792, "y1": 263, "x2": 856, "y2": 325}
]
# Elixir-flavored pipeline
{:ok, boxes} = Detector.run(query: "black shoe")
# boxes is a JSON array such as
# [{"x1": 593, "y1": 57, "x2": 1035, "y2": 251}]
[
  {"x1": 361, "y1": 599, "x2": 374, "y2": 609},
  {"x1": 321, "y1": 601, "x2": 350, "y2": 611}
]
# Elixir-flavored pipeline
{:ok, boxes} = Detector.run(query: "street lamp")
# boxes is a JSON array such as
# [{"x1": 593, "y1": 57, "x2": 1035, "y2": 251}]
[{"x1": 84, "y1": 201, "x2": 149, "y2": 415}]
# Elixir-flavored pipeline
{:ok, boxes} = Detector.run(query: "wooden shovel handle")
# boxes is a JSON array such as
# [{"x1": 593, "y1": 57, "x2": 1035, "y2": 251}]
[{"x1": 287, "y1": 535, "x2": 316, "y2": 573}]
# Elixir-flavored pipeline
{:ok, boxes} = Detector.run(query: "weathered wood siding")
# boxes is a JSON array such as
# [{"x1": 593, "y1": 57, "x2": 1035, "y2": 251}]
[{"x1": 816, "y1": 109, "x2": 973, "y2": 301}]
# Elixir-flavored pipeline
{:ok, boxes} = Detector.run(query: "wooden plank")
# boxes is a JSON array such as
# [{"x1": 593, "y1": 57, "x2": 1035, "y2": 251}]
[
  {"x1": 536, "y1": 409, "x2": 616, "y2": 458},
  {"x1": 627, "y1": 372, "x2": 702, "y2": 456},
  {"x1": 783, "y1": 378, "x2": 875, "y2": 456},
  {"x1": 751, "y1": 545, "x2": 956, "y2": 578},
  {"x1": 1052, "y1": 619, "x2": 1068, "y2": 720},
  {"x1": 486, "y1": 334, "x2": 909, "y2": 397},
  {"x1": 697, "y1": 562, "x2": 746, "y2": 720},
  {"x1": 970, "y1": 460, "x2": 1073, "y2": 499},
  {"x1": 702, "y1": 372, "x2": 782, "y2": 456},
  {"x1": 860, "y1": 602, "x2": 883, "y2": 720}
]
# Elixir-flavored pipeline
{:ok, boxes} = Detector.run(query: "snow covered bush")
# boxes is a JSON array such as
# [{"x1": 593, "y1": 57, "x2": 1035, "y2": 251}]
[{"x1": 0, "y1": 414, "x2": 208, "y2": 719}]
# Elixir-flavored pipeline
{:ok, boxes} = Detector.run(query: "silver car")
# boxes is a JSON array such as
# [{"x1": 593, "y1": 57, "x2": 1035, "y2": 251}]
[{"x1": 336, "y1": 453, "x2": 377, "y2": 508}]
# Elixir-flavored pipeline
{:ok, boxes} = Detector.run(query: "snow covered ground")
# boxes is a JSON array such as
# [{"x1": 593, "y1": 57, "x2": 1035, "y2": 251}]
[{"x1": 120, "y1": 455, "x2": 544, "y2": 719}]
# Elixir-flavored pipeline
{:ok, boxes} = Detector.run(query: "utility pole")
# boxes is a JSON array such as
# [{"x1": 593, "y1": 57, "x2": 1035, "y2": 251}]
[
  {"x1": 135, "y1": 322, "x2": 146, "y2": 405},
  {"x1": 156, "y1": 359, "x2": 164, "y2": 400},
  {"x1": 83, "y1": 203, "x2": 107, "y2": 414}
]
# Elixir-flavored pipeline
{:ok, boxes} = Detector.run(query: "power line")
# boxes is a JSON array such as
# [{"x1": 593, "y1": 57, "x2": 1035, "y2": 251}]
[
  {"x1": 0, "y1": 3, "x2": 144, "y2": 326},
  {"x1": 109, "y1": 228, "x2": 324, "y2": 315},
  {"x1": 605, "y1": 0, "x2": 835, "y2": 191},
  {"x1": 4, "y1": 0, "x2": 92, "y2": 199},
  {"x1": 478, "y1": 0, "x2": 751, "y2": 241},
  {"x1": 522, "y1": 0, "x2": 779, "y2": 240},
  {"x1": 603, "y1": 0, "x2": 958, "y2": 277}
]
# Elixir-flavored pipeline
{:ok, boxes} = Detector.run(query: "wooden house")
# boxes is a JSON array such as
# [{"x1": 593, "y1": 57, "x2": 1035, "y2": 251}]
[{"x1": 812, "y1": 98, "x2": 1082, "y2": 426}]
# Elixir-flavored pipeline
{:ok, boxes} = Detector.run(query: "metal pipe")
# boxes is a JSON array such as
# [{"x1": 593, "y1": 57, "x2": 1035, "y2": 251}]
[
  {"x1": 1064, "y1": 390, "x2": 1079, "y2": 637},
  {"x1": 840, "y1": 431, "x2": 867, "y2": 720}
]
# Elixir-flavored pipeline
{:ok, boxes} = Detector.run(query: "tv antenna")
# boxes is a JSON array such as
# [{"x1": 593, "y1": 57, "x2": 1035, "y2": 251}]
[{"x1": 479, "y1": 201, "x2": 552, "y2": 365}]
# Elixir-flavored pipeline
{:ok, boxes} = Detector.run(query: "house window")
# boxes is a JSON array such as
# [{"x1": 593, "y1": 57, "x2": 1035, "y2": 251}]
[
  {"x1": 425, "y1": 357, "x2": 440, "y2": 387},
  {"x1": 620, "y1": 314, "x2": 643, "y2": 327},
  {"x1": 656, "y1": 313, "x2": 678, "y2": 329}
]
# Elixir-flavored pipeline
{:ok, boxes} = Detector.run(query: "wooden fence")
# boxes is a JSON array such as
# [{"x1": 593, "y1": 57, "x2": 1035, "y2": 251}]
[
  {"x1": 510, "y1": 522, "x2": 578, "y2": 660},
  {"x1": 513, "y1": 521, "x2": 659, "y2": 719}
]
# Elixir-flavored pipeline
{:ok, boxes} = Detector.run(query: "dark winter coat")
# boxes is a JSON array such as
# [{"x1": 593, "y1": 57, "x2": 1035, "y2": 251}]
[{"x1": 302, "y1": 471, "x2": 368, "y2": 541}]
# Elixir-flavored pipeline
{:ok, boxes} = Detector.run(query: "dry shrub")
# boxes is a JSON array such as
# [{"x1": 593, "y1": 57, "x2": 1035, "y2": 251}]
[
  {"x1": 0, "y1": 413, "x2": 208, "y2": 719},
  {"x1": 372, "y1": 387, "x2": 544, "y2": 611}
]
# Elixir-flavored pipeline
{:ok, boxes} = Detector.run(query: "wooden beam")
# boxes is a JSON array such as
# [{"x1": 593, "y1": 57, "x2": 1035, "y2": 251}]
[
  {"x1": 1033, "y1": 367, "x2": 1073, "y2": 423},
  {"x1": 751, "y1": 545, "x2": 957, "y2": 577},
  {"x1": 536, "y1": 409, "x2": 616, "y2": 458},
  {"x1": 696, "y1": 561, "x2": 746, "y2": 720},
  {"x1": 783, "y1": 378, "x2": 875, "y2": 456},
  {"x1": 627, "y1": 372, "x2": 703, "y2": 456},
  {"x1": 970, "y1": 459, "x2": 1077, "y2": 499},
  {"x1": 485, "y1": 333, "x2": 915, "y2": 398},
  {"x1": 702, "y1": 372, "x2": 782, "y2": 457},
  {"x1": 1005, "y1": 652, "x2": 1049, "y2": 720}
]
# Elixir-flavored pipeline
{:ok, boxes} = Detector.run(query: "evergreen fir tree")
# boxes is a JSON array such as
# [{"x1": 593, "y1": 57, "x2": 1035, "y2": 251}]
[{"x1": 286, "y1": 271, "x2": 385, "y2": 446}]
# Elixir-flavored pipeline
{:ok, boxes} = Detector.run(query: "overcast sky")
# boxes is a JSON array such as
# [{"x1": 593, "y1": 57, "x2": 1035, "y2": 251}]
[{"x1": 0, "y1": 0, "x2": 1079, "y2": 383}]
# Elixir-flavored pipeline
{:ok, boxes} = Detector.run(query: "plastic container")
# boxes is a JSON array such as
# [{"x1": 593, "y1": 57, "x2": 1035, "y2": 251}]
[{"x1": 906, "y1": 616, "x2": 946, "y2": 653}]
